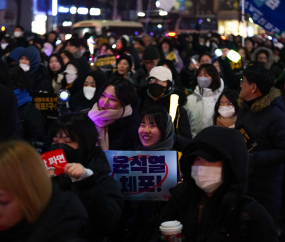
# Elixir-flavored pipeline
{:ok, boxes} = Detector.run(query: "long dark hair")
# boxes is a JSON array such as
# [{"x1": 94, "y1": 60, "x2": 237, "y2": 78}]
[
  {"x1": 48, "y1": 113, "x2": 99, "y2": 166},
  {"x1": 96, "y1": 77, "x2": 138, "y2": 114},
  {"x1": 181, "y1": 146, "x2": 235, "y2": 241},
  {"x1": 48, "y1": 53, "x2": 65, "y2": 79},
  {"x1": 213, "y1": 89, "x2": 239, "y2": 125},
  {"x1": 192, "y1": 64, "x2": 221, "y2": 92}
]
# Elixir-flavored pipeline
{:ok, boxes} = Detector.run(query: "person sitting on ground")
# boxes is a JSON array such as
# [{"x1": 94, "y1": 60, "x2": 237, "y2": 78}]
[
  {"x1": 138, "y1": 66, "x2": 192, "y2": 151},
  {"x1": 154, "y1": 126, "x2": 278, "y2": 242},
  {"x1": 0, "y1": 141, "x2": 88, "y2": 241},
  {"x1": 49, "y1": 113, "x2": 124, "y2": 241},
  {"x1": 48, "y1": 53, "x2": 65, "y2": 93},
  {"x1": 88, "y1": 78, "x2": 140, "y2": 150},
  {"x1": 213, "y1": 89, "x2": 239, "y2": 128}
]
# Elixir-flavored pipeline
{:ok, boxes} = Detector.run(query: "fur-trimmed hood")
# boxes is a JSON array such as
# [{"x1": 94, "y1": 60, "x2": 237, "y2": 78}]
[
  {"x1": 251, "y1": 47, "x2": 274, "y2": 70},
  {"x1": 238, "y1": 88, "x2": 283, "y2": 113}
]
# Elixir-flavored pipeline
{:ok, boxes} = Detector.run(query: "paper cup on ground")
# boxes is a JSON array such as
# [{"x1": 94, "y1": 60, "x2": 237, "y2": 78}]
[{"x1": 160, "y1": 220, "x2": 183, "y2": 242}]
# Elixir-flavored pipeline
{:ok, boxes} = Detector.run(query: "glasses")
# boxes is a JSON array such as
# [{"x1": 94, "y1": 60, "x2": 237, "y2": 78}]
[
  {"x1": 240, "y1": 79, "x2": 248, "y2": 84},
  {"x1": 220, "y1": 102, "x2": 233, "y2": 107},
  {"x1": 149, "y1": 78, "x2": 165, "y2": 86},
  {"x1": 143, "y1": 60, "x2": 155, "y2": 65}
]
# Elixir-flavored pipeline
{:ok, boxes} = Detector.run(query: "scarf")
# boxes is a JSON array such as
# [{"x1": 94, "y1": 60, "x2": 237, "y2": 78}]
[
  {"x1": 216, "y1": 115, "x2": 236, "y2": 128},
  {"x1": 88, "y1": 103, "x2": 133, "y2": 150},
  {"x1": 14, "y1": 88, "x2": 32, "y2": 107}
]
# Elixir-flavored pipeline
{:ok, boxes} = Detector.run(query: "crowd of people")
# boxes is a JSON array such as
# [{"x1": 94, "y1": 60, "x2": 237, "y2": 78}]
[{"x1": 0, "y1": 25, "x2": 285, "y2": 242}]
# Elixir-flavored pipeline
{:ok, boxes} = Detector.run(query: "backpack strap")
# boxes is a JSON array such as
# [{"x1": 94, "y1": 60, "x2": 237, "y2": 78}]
[{"x1": 239, "y1": 196, "x2": 257, "y2": 238}]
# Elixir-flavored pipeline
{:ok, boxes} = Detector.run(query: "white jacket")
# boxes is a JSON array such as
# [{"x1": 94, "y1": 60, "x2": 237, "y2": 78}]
[{"x1": 183, "y1": 79, "x2": 224, "y2": 137}]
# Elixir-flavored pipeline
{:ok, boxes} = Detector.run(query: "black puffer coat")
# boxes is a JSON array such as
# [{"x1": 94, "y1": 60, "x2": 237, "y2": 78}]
[
  {"x1": 155, "y1": 127, "x2": 278, "y2": 242},
  {"x1": 133, "y1": 65, "x2": 150, "y2": 87},
  {"x1": 0, "y1": 185, "x2": 88, "y2": 242},
  {"x1": 138, "y1": 87, "x2": 192, "y2": 151},
  {"x1": 30, "y1": 64, "x2": 53, "y2": 93},
  {"x1": 56, "y1": 147, "x2": 124, "y2": 241},
  {"x1": 236, "y1": 88, "x2": 285, "y2": 219}
]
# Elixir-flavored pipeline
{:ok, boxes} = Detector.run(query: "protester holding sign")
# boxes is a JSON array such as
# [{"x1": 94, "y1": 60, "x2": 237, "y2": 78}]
[
  {"x1": 213, "y1": 89, "x2": 239, "y2": 128},
  {"x1": 184, "y1": 64, "x2": 224, "y2": 138},
  {"x1": 88, "y1": 78, "x2": 140, "y2": 150},
  {"x1": 49, "y1": 113, "x2": 124, "y2": 241},
  {"x1": 0, "y1": 141, "x2": 88, "y2": 241},
  {"x1": 160, "y1": 38, "x2": 183, "y2": 73},
  {"x1": 154, "y1": 126, "x2": 278, "y2": 242},
  {"x1": 70, "y1": 71, "x2": 107, "y2": 113},
  {"x1": 9, "y1": 66, "x2": 47, "y2": 153},
  {"x1": 236, "y1": 64, "x2": 285, "y2": 220}
]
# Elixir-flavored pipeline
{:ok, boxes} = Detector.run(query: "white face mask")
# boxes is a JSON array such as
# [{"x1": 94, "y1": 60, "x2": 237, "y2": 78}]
[
  {"x1": 83, "y1": 87, "x2": 96, "y2": 100},
  {"x1": 65, "y1": 73, "x2": 77, "y2": 84},
  {"x1": 197, "y1": 76, "x2": 211, "y2": 88},
  {"x1": 14, "y1": 31, "x2": 22, "y2": 38},
  {"x1": 191, "y1": 166, "x2": 223, "y2": 193},
  {"x1": 1, "y1": 43, "x2": 8, "y2": 50},
  {"x1": 218, "y1": 106, "x2": 235, "y2": 119},
  {"x1": 19, "y1": 63, "x2": 30, "y2": 72}
]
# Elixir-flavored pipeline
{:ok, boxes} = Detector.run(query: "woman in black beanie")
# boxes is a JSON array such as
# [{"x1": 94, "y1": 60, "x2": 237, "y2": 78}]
[{"x1": 110, "y1": 54, "x2": 135, "y2": 83}]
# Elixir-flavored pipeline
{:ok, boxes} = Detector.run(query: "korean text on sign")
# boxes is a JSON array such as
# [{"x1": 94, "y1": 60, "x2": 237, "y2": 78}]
[{"x1": 104, "y1": 151, "x2": 177, "y2": 201}]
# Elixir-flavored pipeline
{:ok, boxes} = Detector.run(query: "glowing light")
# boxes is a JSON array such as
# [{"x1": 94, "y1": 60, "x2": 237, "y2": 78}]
[
  {"x1": 90, "y1": 63, "x2": 94, "y2": 66},
  {"x1": 249, "y1": 17, "x2": 253, "y2": 23},
  {"x1": 32, "y1": 21, "x2": 46, "y2": 35},
  {"x1": 268, "y1": 36, "x2": 272, "y2": 40},
  {"x1": 52, "y1": 0, "x2": 57, "y2": 16},
  {"x1": 168, "y1": 32, "x2": 176, "y2": 37},
  {"x1": 221, "y1": 35, "x2": 227, "y2": 40},
  {"x1": 157, "y1": 24, "x2": 162, "y2": 28},
  {"x1": 90, "y1": 8, "x2": 101, "y2": 16},
  {"x1": 58, "y1": 6, "x2": 69, "y2": 13},
  {"x1": 207, "y1": 18, "x2": 211, "y2": 22},
  {"x1": 1, "y1": 26, "x2": 5, "y2": 31},
  {"x1": 112, "y1": 44, "x2": 116, "y2": 49},
  {"x1": 159, "y1": 10, "x2": 168, "y2": 16},
  {"x1": 62, "y1": 21, "x2": 72, "y2": 27},
  {"x1": 137, "y1": 12, "x2": 145, "y2": 17},
  {"x1": 77, "y1": 7, "x2": 88, "y2": 15},
  {"x1": 135, "y1": 31, "x2": 139, "y2": 36},
  {"x1": 35, "y1": 15, "x2": 47, "y2": 22},
  {"x1": 169, "y1": 94, "x2": 179, "y2": 122},
  {"x1": 70, "y1": 7, "x2": 77, "y2": 14},
  {"x1": 65, "y1": 34, "x2": 72, "y2": 40},
  {"x1": 156, "y1": 1, "x2": 160, "y2": 7}
]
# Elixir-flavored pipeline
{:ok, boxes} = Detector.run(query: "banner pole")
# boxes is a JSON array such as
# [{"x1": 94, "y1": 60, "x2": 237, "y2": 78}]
[{"x1": 242, "y1": 0, "x2": 245, "y2": 47}]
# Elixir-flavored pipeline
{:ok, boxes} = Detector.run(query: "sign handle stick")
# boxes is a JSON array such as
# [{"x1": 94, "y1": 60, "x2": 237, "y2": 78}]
[{"x1": 241, "y1": 0, "x2": 245, "y2": 47}]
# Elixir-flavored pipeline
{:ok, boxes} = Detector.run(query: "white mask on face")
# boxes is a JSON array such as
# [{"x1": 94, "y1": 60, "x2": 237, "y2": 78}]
[
  {"x1": 65, "y1": 73, "x2": 77, "y2": 84},
  {"x1": 218, "y1": 106, "x2": 235, "y2": 119},
  {"x1": 83, "y1": 87, "x2": 96, "y2": 100},
  {"x1": 197, "y1": 76, "x2": 211, "y2": 88},
  {"x1": 14, "y1": 31, "x2": 22, "y2": 38},
  {"x1": 19, "y1": 63, "x2": 30, "y2": 72},
  {"x1": 191, "y1": 166, "x2": 223, "y2": 193},
  {"x1": 1, "y1": 43, "x2": 8, "y2": 50}
]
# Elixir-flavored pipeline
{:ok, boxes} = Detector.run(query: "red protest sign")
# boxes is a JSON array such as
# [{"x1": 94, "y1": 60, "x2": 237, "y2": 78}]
[{"x1": 40, "y1": 149, "x2": 68, "y2": 176}]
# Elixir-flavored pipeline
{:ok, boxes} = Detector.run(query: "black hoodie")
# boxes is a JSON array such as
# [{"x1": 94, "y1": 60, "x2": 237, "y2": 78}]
[{"x1": 156, "y1": 126, "x2": 278, "y2": 242}]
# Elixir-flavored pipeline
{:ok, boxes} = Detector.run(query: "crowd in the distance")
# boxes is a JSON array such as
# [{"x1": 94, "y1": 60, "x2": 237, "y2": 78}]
[{"x1": 0, "y1": 25, "x2": 285, "y2": 242}]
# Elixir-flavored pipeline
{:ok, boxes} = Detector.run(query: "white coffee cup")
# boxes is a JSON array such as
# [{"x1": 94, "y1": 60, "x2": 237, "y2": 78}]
[{"x1": 159, "y1": 220, "x2": 183, "y2": 242}]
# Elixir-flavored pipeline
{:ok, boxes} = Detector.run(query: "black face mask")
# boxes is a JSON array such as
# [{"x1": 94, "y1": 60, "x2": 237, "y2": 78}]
[
  {"x1": 50, "y1": 143, "x2": 79, "y2": 163},
  {"x1": 148, "y1": 83, "x2": 165, "y2": 97}
]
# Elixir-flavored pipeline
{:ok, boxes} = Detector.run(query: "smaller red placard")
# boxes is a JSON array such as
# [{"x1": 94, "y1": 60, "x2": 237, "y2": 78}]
[{"x1": 40, "y1": 149, "x2": 68, "y2": 177}]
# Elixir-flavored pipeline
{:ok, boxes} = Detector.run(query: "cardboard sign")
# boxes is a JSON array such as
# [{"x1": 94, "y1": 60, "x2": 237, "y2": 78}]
[
  {"x1": 235, "y1": 124, "x2": 257, "y2": 151},
  {"x1": 41, "y1": 149, "x2": 68, "y2": 176},
  {"x1": 31, "y1": 93, "x2": 58, "y2": 118},
  {"x1": 95, "y1": 55, "x2": 116, "y2": 72},
  {"x1": 104, "y1": 151, "x2": 177, "y2": 201}
]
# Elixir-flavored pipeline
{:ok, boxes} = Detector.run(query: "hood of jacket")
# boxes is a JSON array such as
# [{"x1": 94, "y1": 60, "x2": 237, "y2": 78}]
[
  {"x1": 8, "y1": 47, "x2": 25, "y2": 63},
  {"x1": 251, "y1": 47, "x2": 274, "y2": 70},
  {"x1": 181, "y1": 126, "x2": 248, "y2": 195},
  {"x1": 238, "y1": 88, "x2": 284, "y2": 113},
  {"x1": 20, "y1": 46, "x2": 41, "y2": 77}
]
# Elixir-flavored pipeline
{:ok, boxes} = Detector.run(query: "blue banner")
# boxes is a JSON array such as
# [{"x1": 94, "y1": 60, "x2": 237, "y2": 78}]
[
  {"x1": 241, "y1": 0, "x2": 285, "y2": 34},
  {"x1": 104, "y1": 151, "x2": 178, "y2": 201}
]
